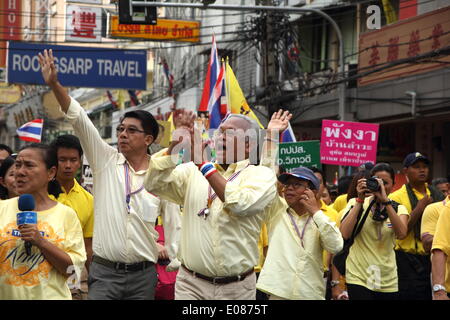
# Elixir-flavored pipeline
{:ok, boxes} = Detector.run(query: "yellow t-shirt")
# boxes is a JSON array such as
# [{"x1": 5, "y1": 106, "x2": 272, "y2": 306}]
[
  {"x1": 0, "y1": 198, "x2": 86, "y2": 300},
  {"x1": 254, "y1": 223, "x2": 269, "y2": 273},
  {"x1": 421, "y1": 196, "x2": 448, "y2": 237},
  {"x1": 343, "y1": 197, "x2": 409, "y2": 292},
  {"x1": 321, "y1": 200, "x2": 339, "y2": 272},
  {"x1": 332, "y1": 194, "x2": 348, "y2": 214},
  {"x1": 50, "y1": 179, "x2": 94, "y2": 238},
  {"x1": 389, "y1": 184, "x2": 431, "y2": 255},
  {"x1": 431, "y1": 201, "x2": 450, "y2": 292}
]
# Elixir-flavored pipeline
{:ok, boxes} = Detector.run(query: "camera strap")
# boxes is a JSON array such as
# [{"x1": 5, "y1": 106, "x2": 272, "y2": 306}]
[{"x1": 350, "y1": 199, "x2": 376, "y2": 241}]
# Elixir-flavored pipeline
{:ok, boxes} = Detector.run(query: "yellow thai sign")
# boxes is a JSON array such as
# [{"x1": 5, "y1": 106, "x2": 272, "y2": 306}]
[
  {"x1": 110, "y1": 15, "x2": 200, "y2": 43},
  {"x1": 0, "y1": 82, "x2": 22, "y2": 104}
]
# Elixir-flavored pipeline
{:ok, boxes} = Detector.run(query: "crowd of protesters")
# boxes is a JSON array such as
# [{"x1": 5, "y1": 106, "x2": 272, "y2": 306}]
[{"x1": 0, "y1": 49, "x2": 449, "y2": 301}]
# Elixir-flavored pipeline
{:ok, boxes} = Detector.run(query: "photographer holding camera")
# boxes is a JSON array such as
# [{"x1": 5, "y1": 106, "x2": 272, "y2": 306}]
[{"x1": 339, "y1": 163, "x2": 409, "y2": 300}]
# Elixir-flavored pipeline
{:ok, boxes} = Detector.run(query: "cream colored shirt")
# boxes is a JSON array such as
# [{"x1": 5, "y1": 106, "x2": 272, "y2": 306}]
[
  {"x1": 65, "y1": 97, "x2": 181, "y2": 264},
  {"x1": 144, "y1": 149, "x2": 277, "y2": 277},
  {"x1": 257, "y1": 196, "x2": 343, "y2": 300}
]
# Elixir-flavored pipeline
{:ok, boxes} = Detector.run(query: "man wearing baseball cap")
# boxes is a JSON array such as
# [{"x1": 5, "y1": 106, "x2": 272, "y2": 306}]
[
  {"x1": 256, "y1": 166, "x2": 343, "y2": 300},
  {"x1": 389, "y1": 152, "x2": 445, "y2": 300}
]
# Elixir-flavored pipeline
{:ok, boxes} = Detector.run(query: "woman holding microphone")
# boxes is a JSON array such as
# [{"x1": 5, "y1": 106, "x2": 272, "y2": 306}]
[{"x1": 0, "y1": 143, "x2": 86, "y2": 300}]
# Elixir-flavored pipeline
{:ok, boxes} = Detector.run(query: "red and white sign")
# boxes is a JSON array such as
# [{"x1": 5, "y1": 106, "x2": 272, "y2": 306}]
[
  {"x1": 66, "y1": 5, "x2": 102, "y2": 42},
  {"x1": 0, "y1": 0, "x2": 22, "y2": 68},
  {"x1": 320, "y1": 120, "x2": 379, "y2": 167}
]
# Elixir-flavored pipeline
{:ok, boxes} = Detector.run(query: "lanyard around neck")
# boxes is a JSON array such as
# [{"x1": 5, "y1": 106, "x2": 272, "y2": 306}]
[
  {"x1": 206, "y1": 164, "x2": 249, "y2": 207},
  {"x1": 287, "y1": 210, "x2": 312, "y2": 249},
  {"x1": 124, "y1": 162, "x2": 144, "y2": 213}
]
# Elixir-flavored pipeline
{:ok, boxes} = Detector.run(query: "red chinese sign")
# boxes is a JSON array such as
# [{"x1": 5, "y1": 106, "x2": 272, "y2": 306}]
[
  {"x1": 358, "y1": 6, "x2": 450, "y2": 87},
  {"x1": 66, "y1": 5, "x2": 102, "y2": 42},
  {"x1": 0, "y1": 0, "x2": 22, "y2": 68}
]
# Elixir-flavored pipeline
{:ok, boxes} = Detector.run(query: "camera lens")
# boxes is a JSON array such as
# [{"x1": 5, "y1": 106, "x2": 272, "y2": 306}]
[{"x1": 366, "y1": 177, "x2": 380, "y2": 192}]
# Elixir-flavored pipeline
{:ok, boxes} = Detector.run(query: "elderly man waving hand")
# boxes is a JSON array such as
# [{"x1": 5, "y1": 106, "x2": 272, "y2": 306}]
[{"x1": 144, "y1": 111, "x2": 278, "y2": 300}]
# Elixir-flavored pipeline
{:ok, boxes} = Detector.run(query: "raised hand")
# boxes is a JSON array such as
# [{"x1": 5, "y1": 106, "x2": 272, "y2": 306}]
[
  {"x1": 38, "y1": 49, "x2": 58, "y2": 86},
  {"x1": 267, "y1": 109, "x2": 293, "y2": 133},
  {"x1": 174, "y1": 110, "x2": 196, "y2": 130}
]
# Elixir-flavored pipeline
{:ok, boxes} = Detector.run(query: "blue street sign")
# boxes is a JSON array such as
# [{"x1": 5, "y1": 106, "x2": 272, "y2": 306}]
[{"x1": 7, "y1": 41, "x2": 147, "y2": 90}]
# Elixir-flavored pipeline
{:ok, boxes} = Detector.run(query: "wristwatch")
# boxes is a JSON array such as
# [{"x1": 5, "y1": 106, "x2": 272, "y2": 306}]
[
  {"x1": 330, "y1": 280, "x2": 340, "y2": 288},
  {"x1": 432, "y1": 284, "x2": 447, "y2": 293},
  {"x1": 381, "y1": 200, "x2": 393, "y2": 206}
]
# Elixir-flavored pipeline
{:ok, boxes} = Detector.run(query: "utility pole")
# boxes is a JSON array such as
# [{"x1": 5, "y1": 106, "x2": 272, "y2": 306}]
[{"x1": 132, "y1": 1, "x2": 347, "y2": 121}]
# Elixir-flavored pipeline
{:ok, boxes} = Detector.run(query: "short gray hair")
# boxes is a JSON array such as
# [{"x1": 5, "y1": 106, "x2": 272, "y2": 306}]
[{"x1": 223, "y1": 113, "x2": 260, "y2": 135}]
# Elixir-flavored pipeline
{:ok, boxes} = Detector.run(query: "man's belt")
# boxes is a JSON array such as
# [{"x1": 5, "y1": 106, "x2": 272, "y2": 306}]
[
  {"x1": 182, "y1": 264, "x2": 254, "y2": 285},
  {"x1": 93, "y1": 255, "x2": 154, "y2": 272}
]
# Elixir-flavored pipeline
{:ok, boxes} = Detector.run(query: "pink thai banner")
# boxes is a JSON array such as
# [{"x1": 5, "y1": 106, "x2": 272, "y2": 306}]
[{"x1": 320, "y1": 120, "x2": 379, "y2": 167}]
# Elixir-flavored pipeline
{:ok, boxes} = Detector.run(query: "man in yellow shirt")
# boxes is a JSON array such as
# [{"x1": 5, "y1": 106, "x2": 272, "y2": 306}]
[
  {"x1": 421, "y1": 195, "x2": 449, "y2": 253},
  {"x1": 50, "y1": 135, "x2": 94, "y2": 270},
  {"x1": 389, "y1": 152, "x2": 445, "y2": 300},
  {"x1": 431, "y1": 201, "x2": 450, "y2": 300}
]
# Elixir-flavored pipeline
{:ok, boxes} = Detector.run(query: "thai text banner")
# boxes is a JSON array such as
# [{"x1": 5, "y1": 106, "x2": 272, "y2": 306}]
[
  {"x1": 279, "y1": 141, "x2": 321, "y2": 170},
  {"x1": 320, "y1": 120, "x2": 379, "y2": 167},
  {"x1": 7, "y1": 42, "x2": 147, "y2": 90}
]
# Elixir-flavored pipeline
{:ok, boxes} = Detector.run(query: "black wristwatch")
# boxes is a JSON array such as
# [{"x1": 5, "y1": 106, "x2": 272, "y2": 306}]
[{"x1": 381, "y1": 200, "x2": 393, "y2": 206}]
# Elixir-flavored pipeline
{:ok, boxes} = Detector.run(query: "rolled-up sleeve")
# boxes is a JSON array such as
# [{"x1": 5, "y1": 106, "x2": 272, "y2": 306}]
[
  {"x1": 313, "y1": 210, "x2": 343, "y2": 254},
  {"x1": 64, "y1": 97, "x2": 117, "y2": 173},
  {"x1": 144, "y1": 148, "x2": 191, "y2": 205},
  {"x1": 224, "y1": 165, "x2": 277, "y2": 217},
  {"x1": 432, "y1": 207, "x2": 450, "y2": 257}
]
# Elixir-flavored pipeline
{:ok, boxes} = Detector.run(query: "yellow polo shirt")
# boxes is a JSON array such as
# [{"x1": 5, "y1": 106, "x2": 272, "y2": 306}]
[
  {"x1": 332, "y1": 194, "x2": 348, "y2": 214},
  {"x1": 50, "y1": 179, "x2": 94, "y2": 238},
  {"x1": 389, "y1": 184, "x2": 431, "y2": 255},
  {"x1": 254, "y1": 223, "x2": 269, "y2": 273},
  {"x1": 321, "y1": 200, "x2": 340, "y2": 272},
  {"x1": 421, "y1": 196, "x2": 448, "y2": 238},
  {"x1": 431, "y1": 201, "x2": 450, "y2": 291}
]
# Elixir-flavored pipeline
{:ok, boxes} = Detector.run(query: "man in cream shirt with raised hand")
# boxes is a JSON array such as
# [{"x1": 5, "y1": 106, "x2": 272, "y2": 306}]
[
  {"x1": 144, "y1": 110, "x2": 277, "y2": 300},
  {"x1": 257, "y1": 167, "x2": 343, "y2": 300},
  {"x1": 38, "y1": 49, "x2": 180, "y2": 300}
]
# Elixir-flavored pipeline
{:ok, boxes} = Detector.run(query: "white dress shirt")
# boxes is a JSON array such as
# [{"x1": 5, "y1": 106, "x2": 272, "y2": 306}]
[{"x1": 64, "y1": 97, "x2": 180, "y2": 264}]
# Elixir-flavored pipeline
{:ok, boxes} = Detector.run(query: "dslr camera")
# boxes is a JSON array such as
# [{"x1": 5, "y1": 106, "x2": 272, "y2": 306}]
[{"x1": 366, "y1": 176, "x2": 381, "y2": 192}]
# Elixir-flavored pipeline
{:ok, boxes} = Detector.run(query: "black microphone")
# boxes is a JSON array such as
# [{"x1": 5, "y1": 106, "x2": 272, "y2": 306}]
[{"x1": 17, "y1": 194, "x2": 37, "y2": 256}]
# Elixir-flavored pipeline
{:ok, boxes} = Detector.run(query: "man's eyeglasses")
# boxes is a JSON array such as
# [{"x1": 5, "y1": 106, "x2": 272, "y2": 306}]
[
  {"x1": 283, "y1": 181, "x2": 311, "y2": 190},
  {"x1": 116, "y1": 126, "x2": 146, "y2": 135}
]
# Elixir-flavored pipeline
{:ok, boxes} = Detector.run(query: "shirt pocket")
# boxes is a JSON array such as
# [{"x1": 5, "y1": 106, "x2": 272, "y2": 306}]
[{"x1": 141, "y1": 199, "x2": 159, "y2": 224}]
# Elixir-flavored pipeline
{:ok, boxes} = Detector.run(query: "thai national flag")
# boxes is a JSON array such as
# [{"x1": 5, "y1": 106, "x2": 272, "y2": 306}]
[
  {"x1": 16, "y1": 119, "x2": 44, "y2": 143},
  {"x1": 198, "y1": 35, "x2": 227, "y2": 129},
  {"x1": 280, "y1": 122, "x2": 296, "y2": 143}
]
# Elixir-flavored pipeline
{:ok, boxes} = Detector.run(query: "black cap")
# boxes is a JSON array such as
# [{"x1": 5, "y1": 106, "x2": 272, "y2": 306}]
[
  {"x1": 403, "y1": 152, "x2": 430, "y2": 168},
  {"x1": 278, "y1": 167, "x2": 320, "y2": 190}
]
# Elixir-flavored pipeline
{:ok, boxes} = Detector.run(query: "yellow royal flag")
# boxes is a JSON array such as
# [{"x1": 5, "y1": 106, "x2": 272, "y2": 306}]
[
  {"x1": 117, "y1": 90, "x2": 125, "y2": 110},
  {"x1": 225, "y1": 61, "x2": 264, "y2": 128},
  {"x1": 382, "y1": 0, "x2": 398, "y2": 24},
  {"x1": 167, "y1": 112, "x2": 175, "y2": 136}
]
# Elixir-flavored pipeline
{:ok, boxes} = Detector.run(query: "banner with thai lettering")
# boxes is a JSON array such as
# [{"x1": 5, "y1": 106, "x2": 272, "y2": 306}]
[
  {"x1": 279, "y1": 141, "x2": 321, "y2": 170},
  {"x1": 320, "y1": 120, "x2": 379, "y2": 167},
  {"x1": 7, "y1": 42, "x2": 147, "y2": 90},
  {"x1": 110, "y1": 15, "x2": 200, "y2": 43}
]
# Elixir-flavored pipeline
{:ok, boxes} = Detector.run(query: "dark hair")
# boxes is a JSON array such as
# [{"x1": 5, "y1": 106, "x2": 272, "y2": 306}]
[
  {"x1": 337, "y1": 175, "x2": 353, "y2": 195},
  {"x1": 309, "y1": 167, "x2": 326, "y2": 184},
  {"x1": 0, "y1": 144, "x2": 13, "y2": 156},
  {"x1": 121, "y1": 110, "x2": 159, "y2": 143},
  {"x1": 50, "y1": 134, "x2": 83, "y2": 158},
  {"x1": 347, "y1": 170, "x2": 371, "y2": 202},
  {"x1": 432, "y1": 177, "x2": 448, "y2": 186},
  {"x1": 19, "y1": 143, "x2": 62, "y2": 198},
  {"x1": 371, "y1": 162, "x2": 395, "y2": 184},
  {"x1": 0, "y1": 156, "x2": 16, "y2": 199}
]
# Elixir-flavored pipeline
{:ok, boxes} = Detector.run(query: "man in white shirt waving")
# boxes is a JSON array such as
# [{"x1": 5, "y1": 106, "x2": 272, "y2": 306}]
[{"x1": 38, "y1": 49, "x2": 180, "y2": 300}]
